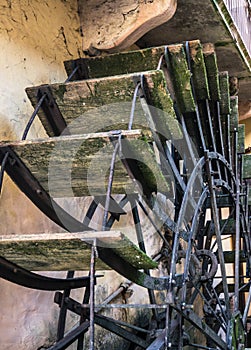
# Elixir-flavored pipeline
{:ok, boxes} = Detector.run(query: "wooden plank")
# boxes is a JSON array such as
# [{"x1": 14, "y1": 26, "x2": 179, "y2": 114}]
[
  {"x1": 242, "y1": 154, "x2": 251, "y2": 179},
  {"x1": 141, "y1": 71, "x2": 182, "y2": 140},
  {"x1": 237, "y1": 124, "x2": 245, "y2": 154},
  {"x1": 64, "y1": 46, "x2": 165, "y2": 80},
  {"x1": 166, "y1": 43, "x2": 196, "y2": 114},
  {"x1": 26, "y1": 71, "x2": 181, "y2": 140},
  {"x1": 26, "y1": 74, "x2": 140, "y2": 137},
  {"x1": 229, "y1": 96, "x2": 239, "y2": 168},
  {"x1": 188, "y1": 40, "x2": 210, "y2": 100},
  {"x1": 0, "y1": 130, "x2": 170, "y2": 197},
  {"x1": 203, "y1": 43, "x2": 220, "y2": 101},
  {"x1": 0, "y1": 231, "x2": 157, "y2": 271},
  {"x1": 219, "y1": 71, "x2": 231, "y2": 115}
]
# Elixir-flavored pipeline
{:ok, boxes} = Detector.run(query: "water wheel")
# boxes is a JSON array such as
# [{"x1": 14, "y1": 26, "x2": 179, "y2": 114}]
[{"x1": 0, "y1": 40, "x2": 250, "y2": 349}]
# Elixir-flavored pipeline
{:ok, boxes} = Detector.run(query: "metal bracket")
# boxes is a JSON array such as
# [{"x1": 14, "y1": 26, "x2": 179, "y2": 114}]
[{"x1": 37, "y1": 86, "x2": 68, "y2": 136}]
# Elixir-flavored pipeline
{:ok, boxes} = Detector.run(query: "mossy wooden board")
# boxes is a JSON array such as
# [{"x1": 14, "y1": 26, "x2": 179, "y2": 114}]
[
  {"x1": 242, "y1": 154, "x2": 251, "y2": 179},
  {"x1": 237, "y1": 124, "x2": 245, "y2": 154},
  {"x1": 188, "y1": 40, "x2": 210, "y2": 101},
  {"x1": 166, "y1": 44, "x2": 195, "y2": 114},
  {"x1": 64, "y1": 46, "x2": 165, "y2": 79},
  {"x1": 0, "y1": 130, "x2": 170, "y2": 197},
  {"x1": 26, "y1": 71, "x2": 181, "y2": 140},
  {"x1": 0, "y1": 231, "x2": 157, "y2": 271},
  {"x1": 219, "y1": 72, "x2": 231, "y2": 115},
  {"x1": 203, "y1": 43, "x2": 220, "y2": 101}
]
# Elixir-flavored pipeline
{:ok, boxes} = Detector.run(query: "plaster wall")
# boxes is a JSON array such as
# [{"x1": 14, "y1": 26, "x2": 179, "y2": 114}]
[
  {"x1": 0, "y1": 1, "x2": 84, "y2": 348},
  {"x1": 240, "y1": 118, "x2": 251, "y2": 151},
  {"x1": 0, "y1": 2, "x2": 161, "y2": 349}
]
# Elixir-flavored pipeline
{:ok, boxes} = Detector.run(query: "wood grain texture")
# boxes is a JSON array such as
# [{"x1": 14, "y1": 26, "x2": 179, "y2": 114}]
[
  {"x1": 189, "y1": 40, "x2": 210, "y2": 101},
  {"x1": 0, "y1": 231, "x2": 157, "y2": 271},
  {"x1": 203, "y1": 43, "x2": 220, "y2": 101},
  {"x1": 64, "y1": 46, "x2": 165, "y2": 80},
  {"x1": 0, "y1": 130, "x2": 170, "y2": 197},
  {"x1": 219, "y1": 71, "x2": 231, "y2": 115},
  {"x1": 26, "y1": 71, "x2": 180, "y2": 139},
  {"x1": 166, "y1": 44, "x2": 195, "y2": 114},
  {"x1": 242, "y1": 154, "x2": 251, "y2": 179}
]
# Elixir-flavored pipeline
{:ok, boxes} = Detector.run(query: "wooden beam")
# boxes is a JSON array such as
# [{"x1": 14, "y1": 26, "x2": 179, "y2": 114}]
[
  {"x1": 64, "y1": 46, "x2": 165, "y2": 80},
  {"x1": 26, "y1": 71, "x2": 181, "y2": 140},
  {"x1": 0, "y1": 231, "x2": 157, "y2": 271},
  {"x1": 166, "y1": 43, "x2": 196, "y2": 114},
  {"x1": 0, "y1": 130, "x2": 170, "y2": 197}
]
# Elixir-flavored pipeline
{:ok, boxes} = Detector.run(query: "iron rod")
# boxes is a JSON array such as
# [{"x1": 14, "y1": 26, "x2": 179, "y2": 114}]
[
  {"x1": 102, "y1": 137, "x2": 121, "y2": 230},
  {"x1": 21, "y1": 93, "x2": 46, "y2": 140},
  {"x1": 89, "y1": 243, "x2": 96, "y2": 350}
]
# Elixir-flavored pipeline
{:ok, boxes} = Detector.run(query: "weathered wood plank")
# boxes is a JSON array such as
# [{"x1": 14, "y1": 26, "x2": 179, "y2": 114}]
[
  {"x1": 0, "y1": 231, "x2": 158, "y2": 271},
  {"x1": 188, "y1": 40, "x2": 210, "y2": 100},
  {"x1": 237, "y1": 124, "x2": 245, "y2": 154},
  {"x1": 64, "y1": 46, "x2": 165, "y2": 80},
  {"x1": 242, "y1": 154, "x2": 251, "y2": 179},
  {"x1": 141, "y1": 71, "x2": 182, "y2": 140},
  {"x1": 219, "y1": 71, "x2": 231, "y2": 115},
  {"x1": 0, "y1": 130, "x2": 170, "y2": 197},
  {"x1": 26, "y1": 71, "x2": 181, "y2": 140},
  {"x1": 166, "y1": 44, "x2": 195, "y2": 114},
  {"x1": 203, "y1": 43, "x2": 220, "y2": 101}
]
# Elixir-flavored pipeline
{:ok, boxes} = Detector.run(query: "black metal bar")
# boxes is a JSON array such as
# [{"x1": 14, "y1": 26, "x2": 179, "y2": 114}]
[
  {"x1": 65, "y1": 66, "x2": 79, "y2": 83},
  {"x1": 171, "y1": 304, "x2": 228, "y2": 350},
  {"x1": 82, "y1": 199, "x2": 98, "y2": 226},
  {"x1": 0, "y1": 151, "x2": 9, "y2": 194},
  {"x1": 105, "y1": 195, "x2": 129, "y2": 228},
  {"x1": 37, "y1": 86, "x2": 68, "y2": 136},
  {"x1": 204, "y1": 151, "x2": 230, "y2": 319},
  {"x1": 102, "y1": 135, "x2": 121, "y2": 230},
  {"x1": 137, "y1": 199, "x2": 171, "y2": 247},
  {"x1": 54, "y1": 293, "x2": 150, "y2": 348},
  {"x1": 94, "y1": 314, "x2": 150, "y2": 348},
  {"x1": 77, "y1": 273, "x2": 91, "y2": 350},
  {"x1": 0, "y1": 146, "x2": 91, "y2": 233},
  {"x1": 22, "y1": 94, "x2": 47, "y2": 140},
  {"x1": 131, "y1": 198, "x2": 160, "y2": 322},
  {"x1": 57, "y1": 271, "x2": 75, "y2": 341},
  {"x1": 234, "y1": 128, "x2": 241, "y2": 312},
  {"x1": 0, "y1": 257, "x2": 90, "y2": 291},
  {"x1": 48, "y1": 322, "x2": 90, "y2": 350},
  {"x1": 128, "y1": 82, "x2": 141, "y2": 130},
  {"x1": 89, "y1": 243, "x2": 96, "y2": 350}
]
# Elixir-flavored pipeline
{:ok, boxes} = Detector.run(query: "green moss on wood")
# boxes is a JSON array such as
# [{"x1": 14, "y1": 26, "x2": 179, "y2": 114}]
[
  {"x1": 237, "y1": 124, "x2": 245, "y2": 154},
  {"x1": 166, "y1": 44, "x2": 195, "y2": 114},
  {"x1": 242, "y1": 154, "x2": 251, "y2": 179},
  {"x1": 64, "y1": 46, "x2": 165, "y2": 79},
  {"x1": 203, "y1": 43, "x2": 220, "y2": 101},
  {"x1": 3, "y1": 130, "x2": 169, "y2": 198},
  {"x1": 189, "y1": 40, "x2": 210, "y2": 100},
  {"x1": 0, "y1": 231, "x2": 158, "y2": 271},
  {"x1": 219, "y1": 72, "x2": 231, "y2": 115},
  {"x1": 143, "y1": 70, "x2": 182, "y2": 140}
]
